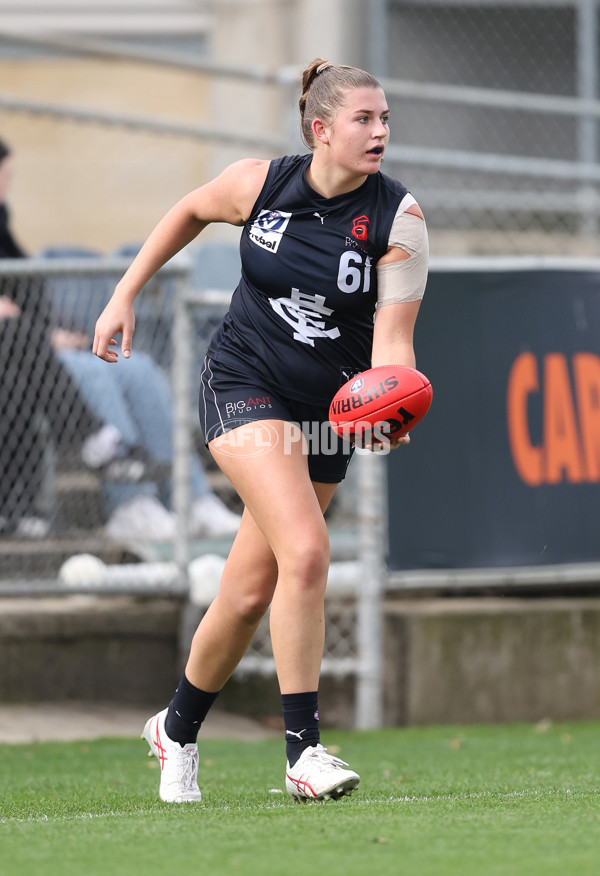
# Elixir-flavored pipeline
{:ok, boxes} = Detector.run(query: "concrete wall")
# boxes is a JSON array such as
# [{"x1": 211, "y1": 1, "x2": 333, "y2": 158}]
[
  {"x1": 384, "y1": 598, "x2": 600, "y2": 726},
  {"x1": 1, "y1": 0, "x2": 366, "y2": 252},
  {"x1": 0, "y1": 58, "x2": 211, "y2": 252},
  {"x1": 3, "y1": 594, "x2": 600, "y2": 728},
  {"x1": 0, "y1": 597, "x2": 181, "y2": 706}
]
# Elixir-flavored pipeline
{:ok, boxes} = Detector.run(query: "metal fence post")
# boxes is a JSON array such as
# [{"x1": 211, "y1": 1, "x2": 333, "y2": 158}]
[
  {"x1": 354, "y1": 448, "x2": 387, "y2": 729},
  {"x1": 280, "y1": 65, "x2": 304, "y2": 155},
  {"x1": 172, "y1": 272, "x2": 192, "y2": 580},
  {"x1": 576, "y1": 0, "x2": 599, "y2": 236}
]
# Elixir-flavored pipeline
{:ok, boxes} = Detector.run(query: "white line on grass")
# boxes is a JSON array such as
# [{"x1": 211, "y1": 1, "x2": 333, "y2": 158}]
[{"x1": 3, "y1": 786, "x2": 597, "y2": 825}]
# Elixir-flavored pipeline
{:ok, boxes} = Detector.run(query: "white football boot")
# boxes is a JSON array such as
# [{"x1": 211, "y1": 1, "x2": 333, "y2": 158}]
[
  {"x1": 142, "y1": 708, "x2": 202, "y2": 803},
  {"x1": 285, "y1": 744, "x2": 360, "y2": 801}
]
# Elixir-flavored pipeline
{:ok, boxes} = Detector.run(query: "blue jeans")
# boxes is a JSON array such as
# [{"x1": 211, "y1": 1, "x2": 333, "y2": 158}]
[{"x1": 58, "y1": 349, "x2": 210, "y2": 513}]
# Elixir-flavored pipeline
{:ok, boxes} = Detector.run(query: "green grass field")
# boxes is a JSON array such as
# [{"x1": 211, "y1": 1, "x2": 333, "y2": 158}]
[{"x1": 1, "y1": 721, "x2": 598, "y2": 876}]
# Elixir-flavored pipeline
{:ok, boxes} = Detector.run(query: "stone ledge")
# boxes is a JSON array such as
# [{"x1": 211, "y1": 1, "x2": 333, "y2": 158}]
[
  {"x1": 0, "y1": 596, "x2": 181, "y2": 706},
  {"x1": 384, "y1": 597, "x2": 600, "y2": 726},
  {"x1": 3, "y1": 595, "x2": 600, "y2": 728}
]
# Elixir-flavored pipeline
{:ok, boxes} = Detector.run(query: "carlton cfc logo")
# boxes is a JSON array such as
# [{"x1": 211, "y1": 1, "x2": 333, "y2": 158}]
[{"x1": 352, "y1": 215, "x2": 369, "y2": 241}]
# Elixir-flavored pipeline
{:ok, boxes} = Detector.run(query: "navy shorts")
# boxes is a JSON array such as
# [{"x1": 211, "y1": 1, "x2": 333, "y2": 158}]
[{"x1": 199, "y1": 357, "x2": 354, "y2": 483}]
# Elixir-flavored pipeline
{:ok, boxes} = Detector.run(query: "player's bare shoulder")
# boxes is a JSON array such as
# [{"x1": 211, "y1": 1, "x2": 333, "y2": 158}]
[
  {"x1": 187, "y1": 159, "x2": 270, "y2": 227},
  {"x1": 216, "y1": 159, "x2": 271, "y2": 225}
]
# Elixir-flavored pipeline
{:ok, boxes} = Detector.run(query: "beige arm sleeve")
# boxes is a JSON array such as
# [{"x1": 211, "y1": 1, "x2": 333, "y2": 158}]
[{"x1": 375, "y1": 202, "x2": 429, "y2": 307}]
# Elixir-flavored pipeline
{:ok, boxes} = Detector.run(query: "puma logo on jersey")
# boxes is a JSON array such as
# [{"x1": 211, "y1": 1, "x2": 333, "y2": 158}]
[
  {"x1": 270, "y1": 288, "x2": 341, "y2": 347},
  {"x1": 313, "y1": 212, "x2": 327, "y2": 224},
  {"x1": 249, "y1": 209, "x2": 292, "y2": 253}
]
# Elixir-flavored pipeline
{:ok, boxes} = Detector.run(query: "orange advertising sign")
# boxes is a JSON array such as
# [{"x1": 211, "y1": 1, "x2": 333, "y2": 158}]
[{"x1": 508, "y1": 352, "x2": 600, "y2": 486}]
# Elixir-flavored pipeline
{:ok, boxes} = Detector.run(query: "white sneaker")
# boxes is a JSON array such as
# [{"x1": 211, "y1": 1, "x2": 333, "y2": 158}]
[
  {"x1": 142, "y1": 708, "x2": 202, "y2": 803},
  {"x1": 15, "y1": 516, "x2": 50, "y2": 538},
  {"x1": 105, "y1": 495, "x2": 177, "y2": 541},
  {"x1": 285, "y1": 744, "x2": 360, "y2": 801},
  {"x1": 82, "y1": 424, "x2": 127, "y2": 469},
  {"x1": 191, "y1": 493, "x2": 242, "y2": 537}
]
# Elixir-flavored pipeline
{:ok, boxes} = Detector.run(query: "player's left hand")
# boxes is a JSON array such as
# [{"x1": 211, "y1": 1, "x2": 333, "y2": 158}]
[
  {"x1": 354, "y1": 432, "x2": 410, "y2": 452},
  {"x1": 388, "y1": 434, "x2": 411, "y2": 450}
]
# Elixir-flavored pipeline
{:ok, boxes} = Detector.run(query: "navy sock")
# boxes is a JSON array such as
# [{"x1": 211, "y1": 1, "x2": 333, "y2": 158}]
[
  {"x1": 282, "y1": 691, "x2": 320, "y2": 767},
  {"x1": 165, "y1": 674, "x2": 219, "y2": 746}
]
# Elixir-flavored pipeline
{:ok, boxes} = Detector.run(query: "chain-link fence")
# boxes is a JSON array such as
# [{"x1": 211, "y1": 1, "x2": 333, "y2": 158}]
[
  {"x1": 0, "y1": 254, "x2": 190, "y2": 573},
  {"x1": 0, "y1": 251, "x2": 376, "y2": 724},
  {"x1": 384, "y1": 0, "x2": 600, "y2": 254}
]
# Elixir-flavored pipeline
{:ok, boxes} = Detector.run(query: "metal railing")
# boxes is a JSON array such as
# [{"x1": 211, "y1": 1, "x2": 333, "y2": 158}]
[{"x1": 1, "y1": 24, "x2": 600, "y2": 248}]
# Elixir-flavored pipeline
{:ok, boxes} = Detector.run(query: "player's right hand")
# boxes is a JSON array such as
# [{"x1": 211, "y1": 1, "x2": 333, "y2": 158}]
[{"x1": 92, "y1": 298, "x2": 135, "y2": 361}]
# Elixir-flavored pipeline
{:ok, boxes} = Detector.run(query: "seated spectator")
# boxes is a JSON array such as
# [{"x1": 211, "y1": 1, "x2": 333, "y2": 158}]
[
  {"x1": 0, "y1": 137, "x2": 240, "y2": 541},
  {"x1": 0, "y1": 139, "x2": 138, "y2": 537},
  {"x1": 57, "y1": 344, "x2": 241, "y2": 540}
]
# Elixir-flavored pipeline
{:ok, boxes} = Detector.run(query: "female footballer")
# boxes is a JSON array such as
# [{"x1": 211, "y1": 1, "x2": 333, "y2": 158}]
[{"x1": 93, "y1": 58, "x2": 428, "y2": 803}]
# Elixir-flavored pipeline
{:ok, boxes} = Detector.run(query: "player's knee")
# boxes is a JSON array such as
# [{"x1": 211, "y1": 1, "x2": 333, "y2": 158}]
[
  {"x1": 222, "y1": 568, "x2": 276, "y2": 625},
  {"x1": 280, "y1": 534, "x2": 330, "y2": 593},
  {"x1": 236, "y1": 588, "x2": 273, "y2": 625}
]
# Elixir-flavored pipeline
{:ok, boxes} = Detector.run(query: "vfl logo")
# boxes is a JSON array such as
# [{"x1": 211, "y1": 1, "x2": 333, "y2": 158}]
[
  {"x1": 249, "y1": 209, "x2": 292, "y2": 253},
  {"x1": 351, "y1": 215, "x2": 369, "y2": 242}
]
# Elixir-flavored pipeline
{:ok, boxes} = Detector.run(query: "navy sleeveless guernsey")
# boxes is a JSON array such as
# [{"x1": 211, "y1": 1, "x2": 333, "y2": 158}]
[{"x1": 206, "y1": 154, "x2": 410, "y2": 405}]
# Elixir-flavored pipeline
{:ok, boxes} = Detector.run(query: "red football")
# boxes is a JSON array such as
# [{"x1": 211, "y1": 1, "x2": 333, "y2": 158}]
[{"x1": 329, "y1": 365, "x2": 433, "y2": 442}]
